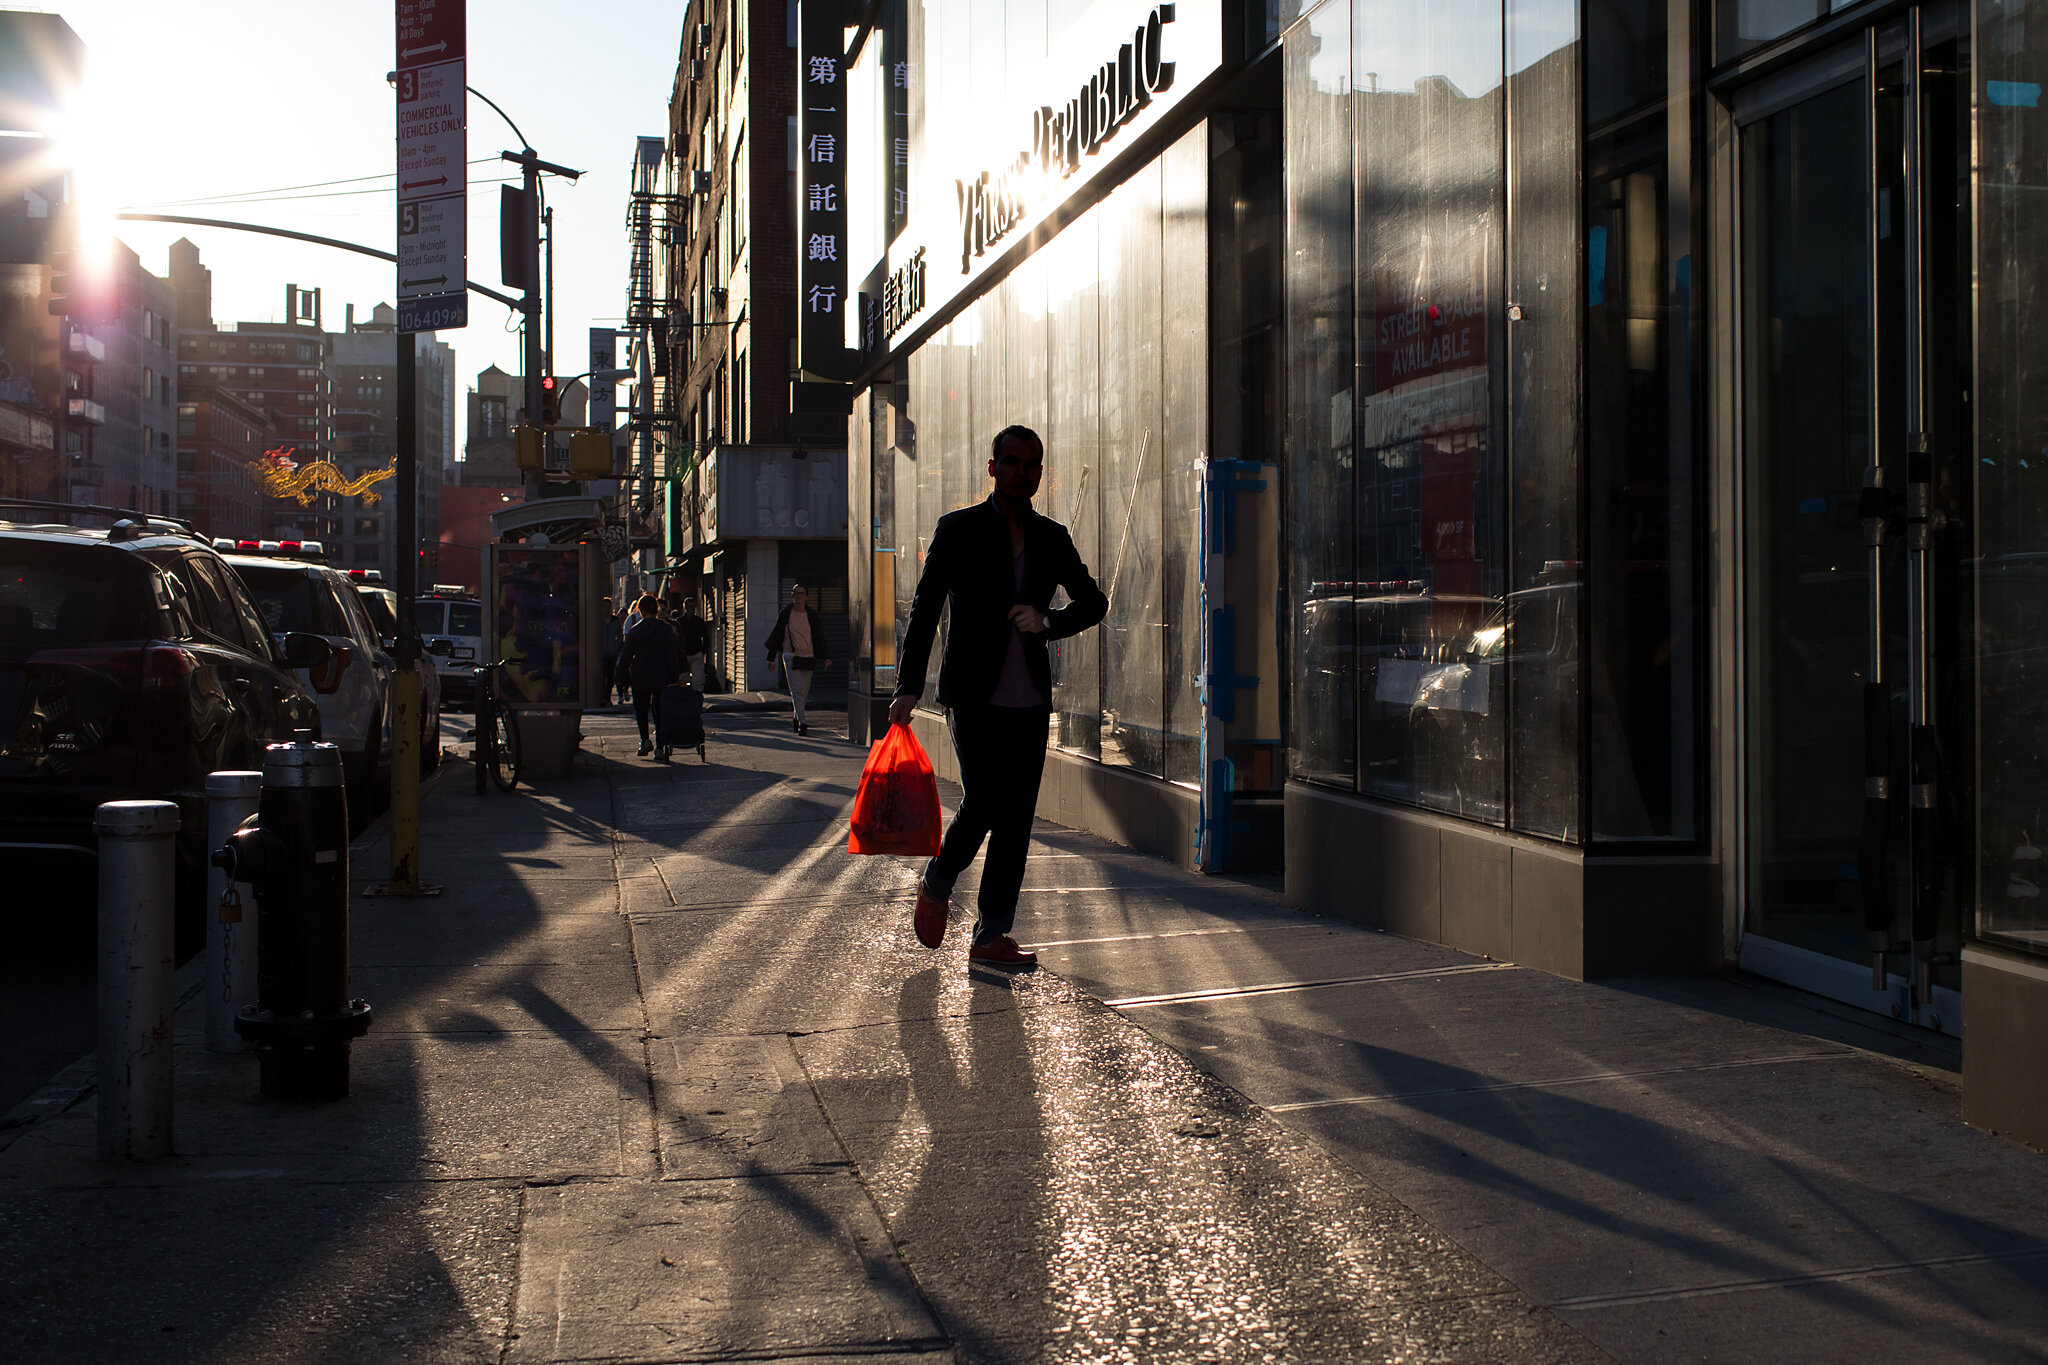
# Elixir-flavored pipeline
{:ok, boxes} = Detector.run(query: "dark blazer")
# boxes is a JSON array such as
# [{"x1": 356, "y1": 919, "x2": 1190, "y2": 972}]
[
  {"x1": 675, "y1": 613, "x2": 710, "y2": 656},
  {"x1": 763, "y1": 604, "x2": 825, "y2": 661},
  {"x1": 895, "y1": 495, "x2": 1108, "y2": 708},
  {"x1": 616, "y1": 616, "x2": 682, "y2": 693}
]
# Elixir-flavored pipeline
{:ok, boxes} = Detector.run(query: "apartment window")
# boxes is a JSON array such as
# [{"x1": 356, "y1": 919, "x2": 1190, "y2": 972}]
[
  {"x1": 732, "y1": 349, "x2": 746, "y2": 445},
  {"x1": 177, "y1": 404, "x2": 196, "y2": 436},
  {"x1": 297, "y1": 342, "x2": 315, "y2": 362},
  {"x1": 142, "y1": 424, "x2": 153, "y2": 456}
]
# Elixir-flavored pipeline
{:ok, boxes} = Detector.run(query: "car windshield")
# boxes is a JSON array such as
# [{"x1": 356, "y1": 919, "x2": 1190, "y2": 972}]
[
  {"x1": 447, "y1": 602, "x2": 481, "y2": 635},
  {"x1": 413, "y1": 601, "x2": 445, "y2": 633},
  {"x1": 234, "y1": 564, "x2": 349, "y2": 637},
  {"x1": 0, "y1": 542, "x2": 155, "y2": 644}
]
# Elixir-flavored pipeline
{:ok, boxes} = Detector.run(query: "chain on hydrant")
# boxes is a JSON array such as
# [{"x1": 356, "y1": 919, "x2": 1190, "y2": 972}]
[{"x1": 211, "y1": 739, "x2": 372, "y2": 1100}]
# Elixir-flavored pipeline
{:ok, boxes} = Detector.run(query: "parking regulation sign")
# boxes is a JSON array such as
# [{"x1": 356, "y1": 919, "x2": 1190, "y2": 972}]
[{"x1": 396, "y1": 0, "x2": 467, "y2": 334}]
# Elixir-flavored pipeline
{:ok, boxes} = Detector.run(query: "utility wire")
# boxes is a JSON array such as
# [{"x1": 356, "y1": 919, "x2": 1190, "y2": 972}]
[
  {"x1": 115, "y1": 157, "x2": 507, "y2": 211},
  {"x1": 125, "y1": 176, "x2": 518, "y2": 210}
]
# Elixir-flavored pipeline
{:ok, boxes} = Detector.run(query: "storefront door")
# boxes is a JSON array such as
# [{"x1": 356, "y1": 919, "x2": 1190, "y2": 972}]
[{"x1": 1733, "y1": 5, "x2": 1971, "y2": 1031}]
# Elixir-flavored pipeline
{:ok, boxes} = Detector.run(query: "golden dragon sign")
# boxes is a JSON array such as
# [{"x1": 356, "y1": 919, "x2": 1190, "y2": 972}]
[{"x1": 246, "y1": 447, "x2": 395, "y2": 507}]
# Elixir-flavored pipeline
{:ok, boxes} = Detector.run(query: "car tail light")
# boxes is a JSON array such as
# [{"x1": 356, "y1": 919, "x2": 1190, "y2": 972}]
[
  {"x1": 143, "y1": 645, "x2": 199, "y2": 690},
  {"x1": 309, "y1": 642, "x2": 350, "y2": 694}
]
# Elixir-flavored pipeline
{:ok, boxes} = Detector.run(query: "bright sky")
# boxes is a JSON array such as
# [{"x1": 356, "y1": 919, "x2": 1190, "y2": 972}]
[{"x1": 43, "y1": 0, "x2": 683, "y2": 455}]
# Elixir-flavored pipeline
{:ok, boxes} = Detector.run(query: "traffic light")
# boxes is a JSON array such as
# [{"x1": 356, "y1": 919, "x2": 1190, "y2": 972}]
[{"x1": 539, "y1": 374, "x2": 561, "y2": 426}]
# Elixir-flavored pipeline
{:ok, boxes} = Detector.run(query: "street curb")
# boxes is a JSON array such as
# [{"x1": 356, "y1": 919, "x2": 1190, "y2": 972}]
[{"x1": 0, "y1": 955, "x2": 207, "y2": 1157}]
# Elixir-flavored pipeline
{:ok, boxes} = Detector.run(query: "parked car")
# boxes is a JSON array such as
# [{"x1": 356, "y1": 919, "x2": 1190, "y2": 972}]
[
  {"x1": 350, "y1": 572, "x2": 442, "y2": 772},
  {"x1": 219, "y1": 543, "x2": 394, "y2": 814},
  {"x1": 414, "y1": 586, "x2": 484, "y2": 708},
  {"x1": 0, "y1": 503, "x2": 327, "y2": 939}
]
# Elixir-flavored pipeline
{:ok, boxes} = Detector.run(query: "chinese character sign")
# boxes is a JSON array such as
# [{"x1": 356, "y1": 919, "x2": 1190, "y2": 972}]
[{"x1": 798, "y1": 4, "x2": 849, "y2": 378}]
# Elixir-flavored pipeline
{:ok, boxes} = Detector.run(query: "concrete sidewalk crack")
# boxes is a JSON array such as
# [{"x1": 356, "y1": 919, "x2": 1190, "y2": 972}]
[{"x1": 787, "y1": 1034, "x2": 953, "y2": 1354}]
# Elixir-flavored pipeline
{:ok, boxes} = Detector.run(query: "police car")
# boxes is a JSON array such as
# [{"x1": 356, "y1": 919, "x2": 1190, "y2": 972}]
[{"x1": 414, "y1": 585, "x2": 484, "y2": 708}]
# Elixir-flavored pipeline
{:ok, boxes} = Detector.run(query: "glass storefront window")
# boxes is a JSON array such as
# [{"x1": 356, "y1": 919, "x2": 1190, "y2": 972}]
[
  {"x1": 1283, "y1": 0, "x2": 1357, "y2": 789},
  {"x1": 1163, "y1": 127, "x2": 1210, "y2": 787},
  {"x1": 1046, "y1": 211, "x2": 1104, "y2": 757},
  {"x1": 1355, "y1": 0, "x2": 1508, "y2": 824},
  {"x1": 1507, "y1": 0, "x2": 1582, "y2": 840},
  {"x1": 1101, "y1": 162, "x2": 1168, "y2": 776},
  {"x1": 1586, "y1": 0, "x2": 1702, "y2": 842},
  {"x1": 1976, "y1": 0, "x2": 2048, "y2": 954}
]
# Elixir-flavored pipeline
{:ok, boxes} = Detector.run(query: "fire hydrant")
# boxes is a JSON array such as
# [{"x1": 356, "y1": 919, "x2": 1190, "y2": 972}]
[{"x1": 211, "y1": 739, "x2": 372, "y2": 1100}]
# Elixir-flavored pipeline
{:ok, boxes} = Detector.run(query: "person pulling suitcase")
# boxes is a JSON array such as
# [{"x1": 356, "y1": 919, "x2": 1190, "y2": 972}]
[{"x1": 615, "y1": 593, "x2": 681, "y2": 758}]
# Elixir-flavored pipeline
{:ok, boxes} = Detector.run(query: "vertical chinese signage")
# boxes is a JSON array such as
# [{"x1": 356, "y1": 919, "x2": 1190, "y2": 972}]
[
  {"x1": 797, "y1": 4, "x2": 848, "y2": 377},
  {"x1": 589, "y1": 326, "x2": 620, "y2": 476},
  {"x1": 395, "y1": 0, "x2": 467, "y2": 335}
]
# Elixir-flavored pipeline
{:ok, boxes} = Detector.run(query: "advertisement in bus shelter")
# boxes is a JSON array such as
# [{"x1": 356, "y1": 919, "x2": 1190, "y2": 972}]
[{"x1": 492, "y1": 545, "x2": 582, "y2": 704}]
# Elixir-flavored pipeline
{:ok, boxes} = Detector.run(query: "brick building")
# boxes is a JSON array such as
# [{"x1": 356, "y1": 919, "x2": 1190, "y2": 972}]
[
  {"x1": 328, "y1": 302, "x2": 453, "y2": 578},
  {"x1": 653, "y1": 0, "x2": 848, "y2": 693},
  {"x1": 173, "y1": 383, "x2": 270, "y2": 542},
  {"x1": 171, "y1": 246, "x2": 338, "y2": 540}
]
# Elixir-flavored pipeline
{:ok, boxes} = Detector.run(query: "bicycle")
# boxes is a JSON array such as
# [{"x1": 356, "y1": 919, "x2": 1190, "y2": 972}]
[{"x1": 472, "y1": 659, "x2": 524, "y2": 794}]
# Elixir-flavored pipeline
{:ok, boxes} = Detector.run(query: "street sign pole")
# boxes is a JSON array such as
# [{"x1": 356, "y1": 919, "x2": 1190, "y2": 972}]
[{"x1": 378, "y1": 0, "x2": 467, "y2": 898}]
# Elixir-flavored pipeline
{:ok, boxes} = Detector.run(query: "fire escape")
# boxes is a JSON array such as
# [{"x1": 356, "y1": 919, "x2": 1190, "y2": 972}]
[{"x1": 624, "y1": 138, "x2": 686, "y2": 494}]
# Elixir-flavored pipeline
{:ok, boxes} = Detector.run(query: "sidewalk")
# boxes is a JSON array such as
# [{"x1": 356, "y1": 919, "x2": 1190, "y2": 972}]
[{"x1": 1, "y1": 713, "x2": 2043, "y2": 1362}]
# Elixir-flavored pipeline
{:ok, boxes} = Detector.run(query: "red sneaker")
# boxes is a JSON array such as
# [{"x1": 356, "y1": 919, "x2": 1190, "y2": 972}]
[
  {"x1": 967, "y1": 935, "x2": 1038, "y2": 970},
  {"x1": 912, "y1": 883, "x2": 948, "y2": 949}
]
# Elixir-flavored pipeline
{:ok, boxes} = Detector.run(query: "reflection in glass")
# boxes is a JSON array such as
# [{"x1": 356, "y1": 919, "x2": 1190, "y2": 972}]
[
  {"x1": 1586, "y1": 0, "x2": 1701, "y2": 841},
  {"x1": 1507, "y1": 0, "x2": 1581, "y2": 839},
  {"x1": 1046, "y1": 212, "x2": 1103, "y2": 757},
  {"x1": 1354, "y1": 0, "x2": 1506, "y2": 823},
  {"x1": 1101, "y1": 163, "x2": 1168, "y2": 775},
  {"x1": 1283, "y1": 1, "x2": 1357, "y2": 788},
  {"x1": 1162, "y1": 126, "x2": 1210, "y2": 786},
  {"x1": 1741, "y1": 81, "x2": 1875, "y2": 957}
]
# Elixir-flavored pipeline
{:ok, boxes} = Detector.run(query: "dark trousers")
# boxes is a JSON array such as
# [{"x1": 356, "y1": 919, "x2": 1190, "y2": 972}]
[
  {"x1": 633, "y1": 688, "x2": 658, "y2": 745},
  {"x1": 924, "y1": 704, "x2": 1051, "y2": 945}
]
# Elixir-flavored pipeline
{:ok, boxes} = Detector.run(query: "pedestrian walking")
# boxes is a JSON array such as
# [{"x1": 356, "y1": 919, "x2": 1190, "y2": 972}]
[
  {"x1": 889, "y1": 424, "x2": 1107, "y2": 968},
  {"x1": 763, "y1": 584, "x2": 830, "y2": 736},
  {"x1": 676, "y1": 596, "x2": 711, "y2": 692},
  {"x1": 615, "y1": 593, "x2": 681, "y2": 756}
]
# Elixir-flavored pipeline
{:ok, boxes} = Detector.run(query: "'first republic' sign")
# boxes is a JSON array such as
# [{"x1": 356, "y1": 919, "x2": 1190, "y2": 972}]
[
  {"x1": 955, "y1": 4, "x2": 1181, "y2": 278},
  {"x1": 867, "y1": 0, "x2": 1219, "y2": 362}
]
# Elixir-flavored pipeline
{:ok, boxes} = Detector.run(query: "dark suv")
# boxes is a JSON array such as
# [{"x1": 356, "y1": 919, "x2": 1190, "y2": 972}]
[{"x1": 0, "y1": 503, "x2": 328, "y2": 932}]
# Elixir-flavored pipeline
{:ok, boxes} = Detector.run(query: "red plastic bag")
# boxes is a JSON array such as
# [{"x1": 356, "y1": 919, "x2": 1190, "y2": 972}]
[{"x1": 848, "y1": 723, "x2": 942, "y2": 857}]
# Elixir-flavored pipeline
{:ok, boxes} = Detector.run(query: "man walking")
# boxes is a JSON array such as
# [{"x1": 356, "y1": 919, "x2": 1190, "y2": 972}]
[
  {"x1": 889, "y1": 424, "x2": 1107, "y2": 969},
  {"x1": 676, "y1": 596, "x2": 711, "y2": 691},
  {"x1": 615, "y1": 593, "x2": 681, "y2": 757},
  {"x1": 763, "y1": 584, "x2": 831, "y2": 735}
]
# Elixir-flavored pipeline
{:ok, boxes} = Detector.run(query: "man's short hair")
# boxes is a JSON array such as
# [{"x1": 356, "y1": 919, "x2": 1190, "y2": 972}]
[
  {"x1": 990, "y1": 424, "x2": 1044, "y2": 462},
  {"x1": 636, "y1": 593, "x2": 658, "y2": 616}
]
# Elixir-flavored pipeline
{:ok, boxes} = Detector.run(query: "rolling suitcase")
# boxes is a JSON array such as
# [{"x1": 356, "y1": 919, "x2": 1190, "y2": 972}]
[{"x1": 656, "y1": 682, "x2": 706, "y2": 761}]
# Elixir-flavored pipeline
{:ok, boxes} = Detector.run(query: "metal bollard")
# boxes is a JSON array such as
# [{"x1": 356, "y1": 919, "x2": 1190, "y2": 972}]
[
  {"x1": 93, "y1": 800, "x2": 179, "y2": 1161},
  {"x1": 204, "y1": 771, "x2": 262, "y2": 1053},
  {"x1": 215, "y1": 740, "x2": 372, "y2": 1100}
]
